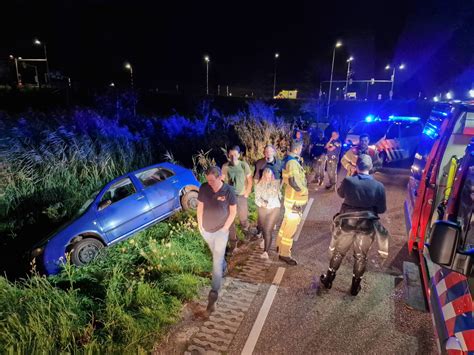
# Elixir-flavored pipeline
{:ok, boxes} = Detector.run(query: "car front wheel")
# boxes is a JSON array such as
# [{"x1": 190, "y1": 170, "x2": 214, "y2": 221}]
[
  {"x1": 181, "y1": 190, "x2": 199, "y2": 211},
  {"x1": 70, "y1": 238, "x2": 104, "y2": 266}
]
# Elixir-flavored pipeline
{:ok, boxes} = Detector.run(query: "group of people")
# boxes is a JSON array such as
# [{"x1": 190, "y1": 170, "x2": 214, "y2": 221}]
[{"x1": 197, "y1": 131, "x2": 387, "y2": 313}]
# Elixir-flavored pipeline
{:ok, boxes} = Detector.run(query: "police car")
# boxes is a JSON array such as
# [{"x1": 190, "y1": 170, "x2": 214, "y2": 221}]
[{"x1": 345, "y1": 115, "x2": 424, "y2": 164}]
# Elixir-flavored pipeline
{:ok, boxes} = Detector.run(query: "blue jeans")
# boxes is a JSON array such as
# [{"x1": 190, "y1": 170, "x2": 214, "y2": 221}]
[{"x1": 201, "y1": 229, "x2": 229, "y2": 292}]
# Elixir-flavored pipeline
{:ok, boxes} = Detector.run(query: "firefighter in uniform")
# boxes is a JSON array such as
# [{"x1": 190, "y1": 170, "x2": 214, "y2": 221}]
[
  {"x1": 276, "y1": 140, "x2": 308, "y2": 265},
  {"x1": 320, "y1": 154, "x2": 387, "y2": 295},
  {"x1": 341, "y1": 133, "x2": 381, "y2": 175}
]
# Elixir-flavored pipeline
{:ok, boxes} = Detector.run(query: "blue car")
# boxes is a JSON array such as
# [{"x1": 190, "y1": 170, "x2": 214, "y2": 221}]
[{"x1": 31, "y1": 162, "x2": 200, "y2": 275}]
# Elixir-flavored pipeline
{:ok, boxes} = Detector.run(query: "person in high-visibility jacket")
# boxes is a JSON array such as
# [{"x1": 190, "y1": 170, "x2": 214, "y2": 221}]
[
  {"x1": 341, "y1": 133, "x2": 382, "y2": 176},
  {"x1": 276, "y1": 140, "x2": 309, "y2": 265}
]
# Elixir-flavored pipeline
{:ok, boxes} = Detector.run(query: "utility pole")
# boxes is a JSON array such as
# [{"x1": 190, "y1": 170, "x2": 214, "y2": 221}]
[
  {"x1": 273, "y1": 52, "x2": 279, "y2": 98},
  {"x1": 327, "y1": 41, "x2": 342, "y2": 117}
]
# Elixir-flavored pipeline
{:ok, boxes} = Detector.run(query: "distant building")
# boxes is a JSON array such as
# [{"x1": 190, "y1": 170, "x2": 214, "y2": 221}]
[{"x1": 274, "y1": 90, "x2": 298, "y2": 99}]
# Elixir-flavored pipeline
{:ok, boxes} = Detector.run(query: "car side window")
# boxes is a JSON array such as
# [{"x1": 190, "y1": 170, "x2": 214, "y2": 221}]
[
  {"x1": 99, "y1": 178, "x2": 136, "y2": 209},
  {"x1": 386, "y1": 124, "x2": 400, "y2": 139},
  {"x1": 135, "y1": 168, "x2": 175, "y2": 188},
  {"x1": 400, "y1": 123, "x2": 423, "y2": 138}
]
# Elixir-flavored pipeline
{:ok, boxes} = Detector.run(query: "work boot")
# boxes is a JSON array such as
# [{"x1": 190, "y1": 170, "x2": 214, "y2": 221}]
[
  {"x1": 350, "y1": 276, "x2": 362, "y2": 296},
  {"x1": 325, "y1": 184, "x2": 334, "y2": 190},
  {"x1": 279, "y1": 255, "x2": 298, "y2": 266},
  {"x1": 320, "y1": 269, "x2": 336, "y2": 289},
  {"x1": 207, "y1": 290, "x2": 218, "y2": 313}
]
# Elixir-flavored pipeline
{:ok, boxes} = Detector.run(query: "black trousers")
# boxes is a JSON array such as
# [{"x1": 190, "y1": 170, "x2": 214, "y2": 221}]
[{"x1": 257, "y1": 206, "x2": 281, "y2": 252}]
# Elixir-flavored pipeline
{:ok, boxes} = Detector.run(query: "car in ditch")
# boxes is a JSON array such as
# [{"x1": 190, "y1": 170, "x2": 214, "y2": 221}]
[{"x1": 31, "y1": 162, "x2": 200, "y2": 275}]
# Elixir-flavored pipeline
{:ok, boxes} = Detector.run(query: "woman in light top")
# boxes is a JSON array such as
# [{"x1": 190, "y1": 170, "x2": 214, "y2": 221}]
[{"x1": 254, "y1": 168, "x2": 282, "y2": 259}]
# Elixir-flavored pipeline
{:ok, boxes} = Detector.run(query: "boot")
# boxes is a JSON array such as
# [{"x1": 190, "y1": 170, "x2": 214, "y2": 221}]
[
  {"x1": 350, "y1": 276, "x2": 362, "y2": 296},
  {"x1": 207, "y1": 290, "x2": 218, "y2": 313},
  {"x1": 320, "y1": 269, "x2": 336, "y2": 289},
  {"x1": 279, "y1": 255, "x2": 298, "y2": 266}
]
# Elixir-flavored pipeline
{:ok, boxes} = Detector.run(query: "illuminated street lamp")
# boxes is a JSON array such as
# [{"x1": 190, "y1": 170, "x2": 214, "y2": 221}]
[
  {"x1": 327, "y1": 41, "x2": 342, "y2": 117},
  {"x1": 344, "y1": 56, "x2": 354, "y2": 100},
  {"x1": 124, "y1": 62, "x2": 134, "y2": 90},
  {"x1": 204, "y1": 55, "x2": 210, "y2": 95},
  {"x1": 273, "y1": 52, "x2": 279, "y2": 98},
  {"x1": 9, "y1": 54, "x2": 21, "y2": 86},
  {"x1": 446, "y1": 91, "x2": 453, "y2": 100},
  {"x1": 33, "y1": 38, "x2": 49, "y2": 84},
  {"x1": 385, "y1": 63, "x2": 405, "y2": 100}
]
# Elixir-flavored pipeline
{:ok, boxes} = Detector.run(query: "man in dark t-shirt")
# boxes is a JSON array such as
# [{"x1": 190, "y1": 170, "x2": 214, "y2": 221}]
[
  {"x1": 197, "y1": 166, "x2": 237, "y2": 313},
  {"x1": 325, "y1": 130, "x2": 342, "y2": 190},
  {"x1": 253, "y1": 145, "x2": 283, "y2": 182}
]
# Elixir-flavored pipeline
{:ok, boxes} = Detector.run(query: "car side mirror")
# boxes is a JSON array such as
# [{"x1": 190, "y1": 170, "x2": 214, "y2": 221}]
[
  {"x1": 98, "y1": 199, "x2": 112, "y2": 211},
  {"x1": 428, "y1": 221, "x2": 473, "y2": 276}
]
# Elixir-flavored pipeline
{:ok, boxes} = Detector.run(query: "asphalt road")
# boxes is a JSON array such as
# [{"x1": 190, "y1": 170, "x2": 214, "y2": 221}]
[{"x1": 228, "y1": 168, "x2": 437, "y2": 354}]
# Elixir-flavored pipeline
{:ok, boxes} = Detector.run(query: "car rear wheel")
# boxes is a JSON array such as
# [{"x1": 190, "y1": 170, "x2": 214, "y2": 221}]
[
  {"x1": 70, "y1": 238, "x2": 104, "y2": 266},
  {"x1": 181, "y1": 190, "x2": 199, "y2": 211}
]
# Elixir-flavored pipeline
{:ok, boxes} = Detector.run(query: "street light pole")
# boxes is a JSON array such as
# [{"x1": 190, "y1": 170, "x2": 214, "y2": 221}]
[
  {"x1": 273, "y1": 52, "x2": 279, "y2": 98},
  {"x1": 34, "y1": 39, "x2": 49, "y2": 84},
  {"x1": 386, "y1": 63, "x2": 404, "y2": 100},
  {"x1": 327, "y1": 41, "x2": 342, "y2": 118},
  {"x1": 125, "y1": 63, "x2": 134, "y2": 90},
  {"x1": 204, "y1": 56, "x2": 210, "y2": 95},
  {"x1": 345, "y1": 56, "x2": 354, "y2": 100}
]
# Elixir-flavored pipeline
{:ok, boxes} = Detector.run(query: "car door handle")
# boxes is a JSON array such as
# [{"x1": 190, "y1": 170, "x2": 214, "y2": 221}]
[{"x1": 136, "y1": 195, "x2": 145, "y2": 200}]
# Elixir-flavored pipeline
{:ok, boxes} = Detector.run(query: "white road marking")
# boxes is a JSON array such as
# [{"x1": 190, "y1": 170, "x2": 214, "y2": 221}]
[
  {"x1": 293, "y1": 197, "x2": 314, "y2": 242},
  {"x1": 241, "y1": 267, "x2": 286, "y2": 355}
]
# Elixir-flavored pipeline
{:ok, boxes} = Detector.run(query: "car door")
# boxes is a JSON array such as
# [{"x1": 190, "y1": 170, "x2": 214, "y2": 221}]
[
  {"x1": 134, "y1": 167, "x2": 180, "y2": 219},
  {"x1": 399, "y1": 123, "x2": 423, "y2": 159},
  {"x1": 383, "y1": 123, "x2": 401, "y2": 161},
  {"x1": 96, "y1": 176, "x2": 154, "y2": 243}
]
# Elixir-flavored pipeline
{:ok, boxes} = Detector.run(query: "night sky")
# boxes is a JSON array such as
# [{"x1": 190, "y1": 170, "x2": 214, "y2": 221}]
[{"x1": 1, "y1": 0, "x2": 473, "y2": 97}]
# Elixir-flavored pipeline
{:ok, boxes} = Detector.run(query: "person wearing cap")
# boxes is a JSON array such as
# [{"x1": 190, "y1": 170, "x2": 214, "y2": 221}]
[
  {"x1": 341, "y1": 133, "x2": 382, "y2": 176},
  {"x1": 320, "y1": 154, "x2": 387, "y2": 295},
  {"x1": 276, "y1": 139, "x2": 308, "y2": 265},
  {"x1": 309, "y1": 129, "x2": 327, "y2": 186},
  {"x1": 221, "y1": 146, "x2": 253, "y2": 251},
  {"x1": 325, "y1": 130, "x2": 342, "y2": 190}
]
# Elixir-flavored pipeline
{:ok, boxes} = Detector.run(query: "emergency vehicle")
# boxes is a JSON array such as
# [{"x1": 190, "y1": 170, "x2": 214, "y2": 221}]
[
  {"x1": 405, "y1": 101, "x2": 474, "y2": 353},
  {"x1": 345, "y1": 115, "x2": 423, "y2": 164}
]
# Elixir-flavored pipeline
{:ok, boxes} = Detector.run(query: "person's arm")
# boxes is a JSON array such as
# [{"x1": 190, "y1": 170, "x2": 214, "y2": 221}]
[
  {"x1": 243, "y1": 162, "x2": 253, "y2": 198},
  {"x1": 222, "y1": 204, "x2": 237, "y2": 231},
  {"x1": 341, "y1": 150, "x2": 356, "y2": 174},
  {"x1": 376, "y1": 186, "x2": 387, "y2": 214},
  {"x1": 221, "y1": 164, "x2": 228, "y2": 182},
  {"x1": 197, "y1": 201, "x2": 204, "y2": 233},
  {"x1": 324, "y1": 139, "x2": 333, "y2": 150},
  {"x1": 253, "y1": 161, "x2": 261, "y2": 183}
]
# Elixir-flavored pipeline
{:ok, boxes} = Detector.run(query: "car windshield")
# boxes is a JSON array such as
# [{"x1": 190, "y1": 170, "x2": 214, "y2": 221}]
[
  {"x1": 75, "y1": 191, "x2": 99, "y2": 217},
  {"x1": 348, "y1": 121, "x2": 391, "y2": 142}
]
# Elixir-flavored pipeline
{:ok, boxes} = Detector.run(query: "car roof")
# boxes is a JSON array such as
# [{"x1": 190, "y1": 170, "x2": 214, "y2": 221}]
[{"x1": 107, "y1": 162, "x2": 186, "y2": 186}]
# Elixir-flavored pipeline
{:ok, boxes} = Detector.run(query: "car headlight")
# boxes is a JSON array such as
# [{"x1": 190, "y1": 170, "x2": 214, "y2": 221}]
[{"x1": 31, "y1": 247, "x2": 44, "y2": 258}]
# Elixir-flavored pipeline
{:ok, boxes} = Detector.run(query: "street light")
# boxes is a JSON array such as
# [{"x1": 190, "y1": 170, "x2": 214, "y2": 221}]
[
  {"x1": 124, "y1": 62, "x2": 134, "y2": 90},
  {"x1": 33, "y1": 38, "x2": 49, "y2": 84},
  {"x1": 385, "y1": 63, "x2": 405, "y2": 100},
  {"x1": 327, "y1": 41, "x2": 342, "y2": 117},
  {"x1": 344, "y1": 56, "x2": 354, "y2": 100},
  {"x1": 273, "y1": 52, "x2": 279, "y2": 98},
  {"x1": 9, "y1": 55, "x2": 21, "y2": 86},
  {"x1": 204, "y1": 56, "x2": 210, "y2": 95},
  {"x1": 446, "y1": 91, "x2": 453, "y2": 100}
]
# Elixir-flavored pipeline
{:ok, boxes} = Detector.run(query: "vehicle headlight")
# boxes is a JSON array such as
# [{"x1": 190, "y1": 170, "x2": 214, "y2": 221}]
[{"x1": 31, "y1": 247, "x2": 44, "y2": 258}]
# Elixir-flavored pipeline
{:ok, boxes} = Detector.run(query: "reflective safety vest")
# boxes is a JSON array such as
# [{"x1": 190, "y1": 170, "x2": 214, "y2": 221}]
[{"x1": 282, "y1": 154, "x2": 308, "y2": 207}]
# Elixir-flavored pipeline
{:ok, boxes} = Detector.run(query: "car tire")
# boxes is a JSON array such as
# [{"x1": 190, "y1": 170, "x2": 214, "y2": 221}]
[
  {"x1": 181, "y1": 190, "x2": 199, "y2": 211},
  {"x1": 70, "y1": 238, "x2": 104, "y2": 266}
]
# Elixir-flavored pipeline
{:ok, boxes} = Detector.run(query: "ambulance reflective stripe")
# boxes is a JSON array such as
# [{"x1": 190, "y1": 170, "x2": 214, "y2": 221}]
[{"x1": 430, "y1": 265, "x2": 474, "y2": 352}]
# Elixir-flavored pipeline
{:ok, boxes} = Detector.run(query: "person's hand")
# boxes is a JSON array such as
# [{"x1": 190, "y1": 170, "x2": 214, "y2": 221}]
[
  {"x1": 244, "y1": 192, "x2": 250, "y2": 199},
  {"x1": 198, "y1": 224, "x2": 204, "y2": 234}
]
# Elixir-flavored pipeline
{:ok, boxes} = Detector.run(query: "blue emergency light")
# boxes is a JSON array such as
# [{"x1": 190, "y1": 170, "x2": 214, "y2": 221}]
[
  {"x1": 388, "y1": 115, "x2": 421, "y2": 122},
  {"x1": 365, "y1": 114, "x2": 380, "y2": 122}
]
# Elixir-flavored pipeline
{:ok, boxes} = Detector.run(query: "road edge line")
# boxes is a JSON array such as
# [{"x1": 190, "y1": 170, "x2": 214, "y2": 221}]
[{"x1": 240, "y1": 267, "x2": 286, "y2": 355}]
